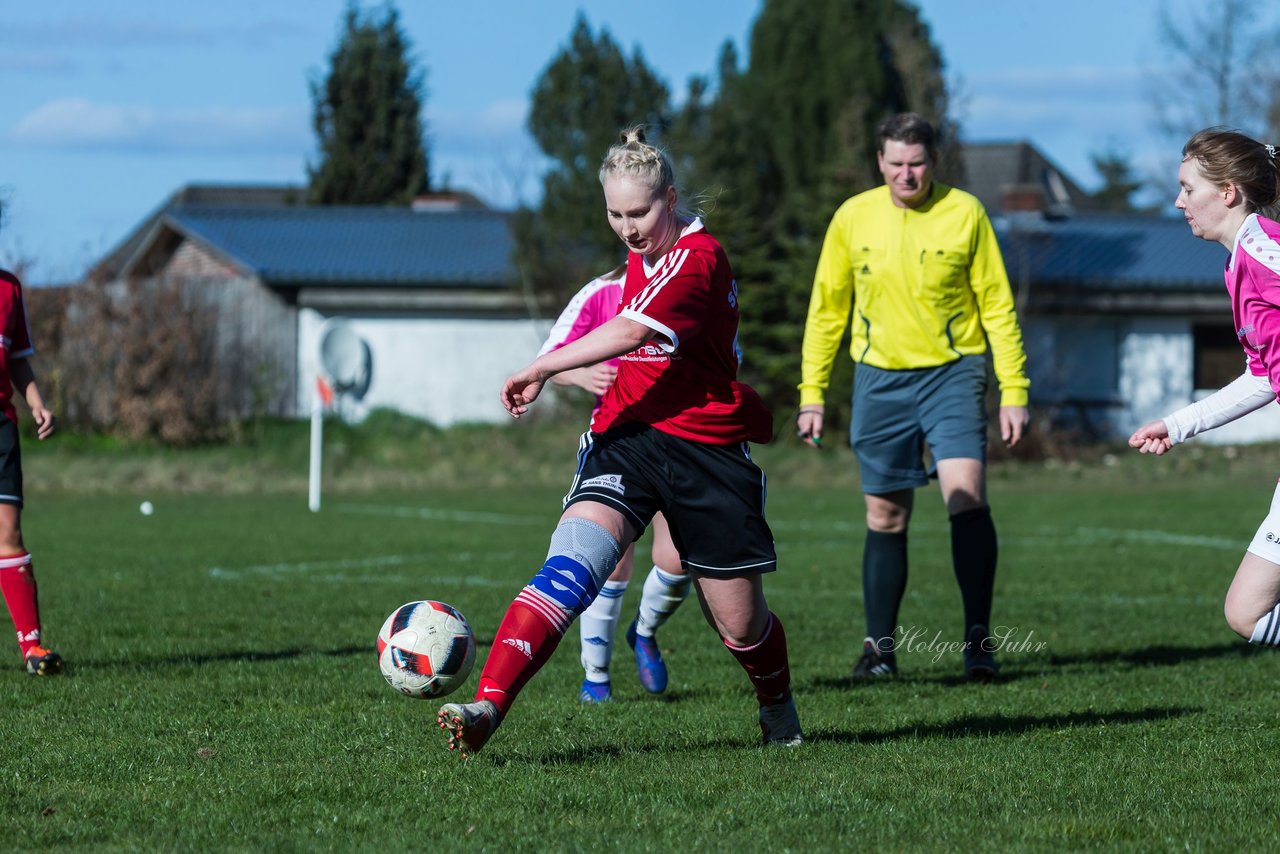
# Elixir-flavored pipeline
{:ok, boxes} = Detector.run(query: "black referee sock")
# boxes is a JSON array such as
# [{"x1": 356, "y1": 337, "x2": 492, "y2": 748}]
[
  {"x1": 950, "y1": 505, "x2": 997, "y2": 634},
  {"x1": 862, "y1": 529, "x2": 908, "y2": 649}
]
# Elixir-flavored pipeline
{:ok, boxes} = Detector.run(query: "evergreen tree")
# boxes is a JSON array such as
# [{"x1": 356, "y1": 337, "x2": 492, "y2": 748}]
[
  {"x1": 695, "y1": 0, "x2": 958, "y2": 423},
  {"x1": 519, "y1": 0, "x2": 956, "y2": 424},
  {"x1": 1090, "y1": 148, "x2": 1146, "y2": 213},
  {"x1": 517, "y1": 15, "x2": 672, "y2": 301},
  {"x1": 307, "y1": 3, "x2": 429, "y2": 205}
]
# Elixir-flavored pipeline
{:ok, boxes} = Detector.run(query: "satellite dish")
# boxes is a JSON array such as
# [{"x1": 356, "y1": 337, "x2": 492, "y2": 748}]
[{"x1": 319, "y1": 317, "x2": 372, "y2": 399}]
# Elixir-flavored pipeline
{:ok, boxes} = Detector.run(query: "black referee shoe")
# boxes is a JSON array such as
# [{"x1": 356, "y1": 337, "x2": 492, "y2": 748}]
[
  {"x1": 851, "y1": 637, "x2": 897, "y2": 680},
  {"x1": 963, "y1": 625, "x2": 999, "y2": 682}
]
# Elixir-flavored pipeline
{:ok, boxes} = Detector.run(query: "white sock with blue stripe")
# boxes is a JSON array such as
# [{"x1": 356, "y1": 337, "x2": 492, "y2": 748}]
[
  {"x1": 635, "y1": 566, "x2": 692, "y2": 638},
  {"x1": 1249, "y1": 601, "x2": 1280, "y2": 646},
  {"x1": 580, "y1": 580, "x2": 629, "y2": 681}
]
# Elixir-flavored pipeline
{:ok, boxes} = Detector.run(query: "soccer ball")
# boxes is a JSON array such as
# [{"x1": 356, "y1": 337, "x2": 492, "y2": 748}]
[{"x1": 376, "y1": 600, "x2": 477, "y2": 699}]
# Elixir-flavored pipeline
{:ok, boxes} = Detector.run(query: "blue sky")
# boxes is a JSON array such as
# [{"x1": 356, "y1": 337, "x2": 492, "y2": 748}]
[{"x1": 0, "y1": 0, "x2": 1269, "y2": 282}]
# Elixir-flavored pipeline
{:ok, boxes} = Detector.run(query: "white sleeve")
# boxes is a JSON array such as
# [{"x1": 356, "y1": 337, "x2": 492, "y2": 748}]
[{"x1": 1164, "y1": 371, "x2": 1276, "y2": 444}]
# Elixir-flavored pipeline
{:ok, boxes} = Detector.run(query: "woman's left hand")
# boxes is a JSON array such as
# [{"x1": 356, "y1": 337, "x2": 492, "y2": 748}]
[
  {"x1": 500, "y1": 367, "x2": 547, "y2": 418},
  {"x1": 30, "y1": 405, "x2": 56, "y2": 440}
]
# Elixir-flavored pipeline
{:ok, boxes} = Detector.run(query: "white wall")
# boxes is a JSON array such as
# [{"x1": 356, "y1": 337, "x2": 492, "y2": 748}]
[
  {"x1": 1117, "y1": 317, "x2": 1280, "y2": 444},
  {"x1": 297, "y1": 310, "x2": 554, "y2": 425},
  {"x1": 1118, "y1": 318, "x2": 1192, "y2": 436}
]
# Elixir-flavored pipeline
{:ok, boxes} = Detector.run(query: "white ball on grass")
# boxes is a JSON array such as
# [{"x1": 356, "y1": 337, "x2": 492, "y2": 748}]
[
  {"x1": 139, "y1": 501, "x2": 154, "y2": 516},
  {"x1": 376, "y1": 600, "x2": 476, "y2": 699}
]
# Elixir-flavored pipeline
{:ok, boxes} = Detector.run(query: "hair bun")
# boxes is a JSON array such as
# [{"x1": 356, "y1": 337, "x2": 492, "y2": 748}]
[{"x1": 599, "y1": 125, "x2": 675, "y2": 194}]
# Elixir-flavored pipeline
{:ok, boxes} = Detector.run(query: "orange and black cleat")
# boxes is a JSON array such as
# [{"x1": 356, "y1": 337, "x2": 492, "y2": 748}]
[{"x1": 24, "y1": 646, "x2": 63, "y2": 677}]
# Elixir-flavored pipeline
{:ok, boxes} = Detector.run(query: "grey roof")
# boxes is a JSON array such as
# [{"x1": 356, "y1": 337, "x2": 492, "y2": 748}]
[
  {"x1": 162, "y1": 206, "x2": 516, "y2": 287},
  {"x1": 960, "y1": 141, "x2": 1097, "y2": 215},
  {"x1": 91, "y1": 183, "x2": 304, "y2": 282},
  {"x1": 91, "y1": 183, "x2": 492, "y2": 284},
  {"x1": 996, "y1": 214, "x2": 1228, "y2": 291}
]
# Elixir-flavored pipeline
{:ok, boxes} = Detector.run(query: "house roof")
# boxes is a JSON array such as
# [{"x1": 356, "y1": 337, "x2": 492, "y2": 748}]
[
  {"x1": 996, "y1": 213, "x2": 1228, "y2": 291},
  {"x1": 132, "y1": 205, "x2": 516, "y2": 287},
  {"x1": 961, "y1": 141, "x2": 1098, "y2": 216},
  {"x1": 90, "y1": 183, "x2": 305, "y2": 282},
  {"x1": 88, "y1": 181, "x2": 499, "y2": 285}
]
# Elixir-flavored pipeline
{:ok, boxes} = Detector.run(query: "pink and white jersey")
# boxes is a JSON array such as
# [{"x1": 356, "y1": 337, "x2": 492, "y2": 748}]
[
  {"x1": 538, "y1": 271, "x2": 624, "y2": 360},
  {"x1": 1228, "y1": 214, "x2": 1280, "y2": 398},
  {"x1": 592, "y1": 219, "x2": 772, "y2": 445},
  {"x1": 0, "y1": 271, "x2": 33, "y2": 426},
  {"x1": 538, "y1": 270, "x2": 625, "y2": 416}
]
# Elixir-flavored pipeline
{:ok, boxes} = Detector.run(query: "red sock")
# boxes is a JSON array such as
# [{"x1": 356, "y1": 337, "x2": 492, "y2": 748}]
[
  {"x1": 0, "y1": 553, "x2": 40, "y2": 658},
  {"x1": 473, "y1": 590, "x2": 566, "y2": 718},
  {"x1": 724, "y1": 612, "x2": 791, "y2": 705}
]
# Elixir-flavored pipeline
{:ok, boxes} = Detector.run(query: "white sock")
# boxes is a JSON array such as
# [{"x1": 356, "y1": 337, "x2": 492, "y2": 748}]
[
  {"x1": 635, "y1": 566, "x2": 691, "y2": 638},
  {"x1": 580, "y1": 580, "x2": 628, "y2": 680},
  {"x1": 1249, "y1": 601, "x2": 1280, "y2": 646}
]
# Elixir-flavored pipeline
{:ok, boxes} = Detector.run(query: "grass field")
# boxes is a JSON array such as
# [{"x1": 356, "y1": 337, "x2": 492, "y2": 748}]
[{"x1": 3, "y1": 420, "x2": 1280, "y2": 849}]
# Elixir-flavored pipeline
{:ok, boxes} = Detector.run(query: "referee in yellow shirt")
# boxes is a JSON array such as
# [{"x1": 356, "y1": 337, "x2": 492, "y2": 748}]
[{"x1": 797, "y1": 113, "x2": 1030, "y2": 682}]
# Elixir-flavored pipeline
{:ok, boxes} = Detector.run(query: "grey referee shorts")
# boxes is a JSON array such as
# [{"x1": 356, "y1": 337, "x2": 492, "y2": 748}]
[{"x1": 850, "y1": 354, "x2": 989, "y2": 494}]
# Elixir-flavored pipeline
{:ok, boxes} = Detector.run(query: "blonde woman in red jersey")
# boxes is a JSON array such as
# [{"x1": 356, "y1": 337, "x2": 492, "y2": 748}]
[
  {"x1": 540, "y1": 265, "x2": 691, "y2": 704},
  {"x1": 438, "y1": 127, "x2": 801, "y2": 757}
]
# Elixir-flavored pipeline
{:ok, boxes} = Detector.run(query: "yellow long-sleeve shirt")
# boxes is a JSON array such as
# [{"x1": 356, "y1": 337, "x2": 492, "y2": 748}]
[{"x1": 798, "y1": 182, "x2": 1030, "y2": 408}]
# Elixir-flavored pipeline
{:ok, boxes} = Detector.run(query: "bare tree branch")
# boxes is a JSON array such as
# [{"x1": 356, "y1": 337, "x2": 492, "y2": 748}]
[{"x1": 1149, "y1": 0, "x2": 1280, "y2": 142}]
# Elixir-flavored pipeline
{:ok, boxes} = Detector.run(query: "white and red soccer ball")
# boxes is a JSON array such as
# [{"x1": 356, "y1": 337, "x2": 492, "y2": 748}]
[{"x1": 377, "y1": 600, "x2": 477, "y2": 699}]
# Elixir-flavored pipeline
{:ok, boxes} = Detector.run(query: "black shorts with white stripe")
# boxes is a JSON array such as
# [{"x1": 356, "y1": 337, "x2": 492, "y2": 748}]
[{"x1": 563, "y1": 423, "x2": 776, "y2": 579}]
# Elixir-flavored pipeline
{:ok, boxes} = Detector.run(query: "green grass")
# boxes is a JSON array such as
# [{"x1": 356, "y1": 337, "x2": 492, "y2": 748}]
[{"x1": 4, "y1": 421, "x2": 1280, "y2": 849}]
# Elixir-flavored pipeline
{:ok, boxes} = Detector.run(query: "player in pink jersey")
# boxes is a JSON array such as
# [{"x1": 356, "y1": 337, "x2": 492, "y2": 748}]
[
  {"x1": 438, "y1": 127, "x2": 800, "y2": 757},
  {"x1": 539, "y1": 265, "x2": 691, "y2": 703},
  {"x1": 0, "y1": 269, "x2": 62, "y2": 675},
  {"x1": 1130, "y1": 127, "x2": 1280, "y2": 648}
]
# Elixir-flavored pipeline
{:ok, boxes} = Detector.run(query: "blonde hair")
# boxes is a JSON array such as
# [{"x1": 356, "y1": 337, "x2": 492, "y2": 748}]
[
  {"x1": 1183, "y1": 127, "x2": 1280, "y2": 216},
  {"x1": 598, "y1": 126, "x2": 676, "y2": 195}
]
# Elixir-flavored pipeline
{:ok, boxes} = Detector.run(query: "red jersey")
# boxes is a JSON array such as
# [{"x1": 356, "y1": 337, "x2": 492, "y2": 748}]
[
  {"x1": 0, "y1": 271, "x2": 34, "y2": 426},
  {"x1": 592, "y1": 219, "x2": 772, "y2": 445}
]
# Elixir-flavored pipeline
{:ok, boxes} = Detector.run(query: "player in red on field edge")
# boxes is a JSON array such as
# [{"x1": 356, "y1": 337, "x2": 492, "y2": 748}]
[{"x1": 0, "y1": 266, "x2": 62, "y2": 677}]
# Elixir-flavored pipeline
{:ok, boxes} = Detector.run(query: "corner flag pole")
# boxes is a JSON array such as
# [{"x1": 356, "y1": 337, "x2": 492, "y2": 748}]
[{"x1": 308, "y1": 375, "x2": 335, "y2": 512}]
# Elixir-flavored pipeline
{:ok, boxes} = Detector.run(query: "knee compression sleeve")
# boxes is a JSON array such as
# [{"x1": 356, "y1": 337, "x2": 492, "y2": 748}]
[{"x1": 518, "y1": 518, "x2": 622, "y2": 634}]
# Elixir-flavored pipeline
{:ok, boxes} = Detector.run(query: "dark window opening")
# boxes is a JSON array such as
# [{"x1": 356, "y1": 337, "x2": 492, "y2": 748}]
[{"x1": 1193, "y1": 323, "x2": 1245, "y2": 389}]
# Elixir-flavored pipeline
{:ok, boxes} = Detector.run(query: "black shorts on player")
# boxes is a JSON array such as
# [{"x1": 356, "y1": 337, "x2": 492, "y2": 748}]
[
  {"x1": 0, "y1": 418, "x2": 25, "y2": 507},
  {"x1": 564, "y1": 424, "x2": 776, "y2": 578}
]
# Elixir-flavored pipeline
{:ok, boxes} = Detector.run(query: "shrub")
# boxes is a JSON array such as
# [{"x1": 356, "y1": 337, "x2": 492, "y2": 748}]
[{"x1": 26, "y1": 277, "x2": 269, "y2": 444}]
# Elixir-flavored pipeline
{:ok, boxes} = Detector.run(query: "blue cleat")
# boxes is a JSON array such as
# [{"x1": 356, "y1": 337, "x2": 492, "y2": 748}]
[
  {"x1": 626, "y1": 620, "x2": 668, "y2": 694},
  {"x1": 578, "y1": 678, "x2": 612, "y2": 703}
]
